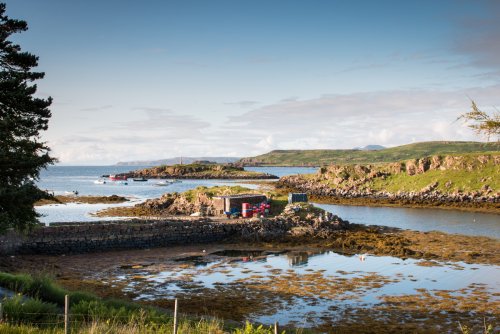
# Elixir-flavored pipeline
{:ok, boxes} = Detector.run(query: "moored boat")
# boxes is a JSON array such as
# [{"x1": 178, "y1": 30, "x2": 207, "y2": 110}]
[
  {"x1": 133, "y1": 177, "x2": 148, "y2": 182},
  {"x1": 154, "y1": 180, "x2": 172, "y2": 186},
  {"x1": 110, "y1": 174, "x2": 127, "y2": 181}
]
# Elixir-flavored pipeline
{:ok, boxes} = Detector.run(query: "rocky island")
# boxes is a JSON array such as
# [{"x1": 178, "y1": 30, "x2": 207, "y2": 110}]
[{"x1": 123, "y1": 163, "x2": 278, "y2": 179}]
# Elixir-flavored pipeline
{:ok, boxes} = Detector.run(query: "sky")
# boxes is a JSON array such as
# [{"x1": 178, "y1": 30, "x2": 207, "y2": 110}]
[{"x1": 3, "y1": 0, "x2": 500, "y2": 165}]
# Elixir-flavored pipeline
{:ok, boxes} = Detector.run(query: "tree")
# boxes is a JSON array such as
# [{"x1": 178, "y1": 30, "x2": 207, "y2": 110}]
[
  {"x1": 0, "y1": 3, "x2": 55, "y2": 232},
  {"x1": 458, "y1": 100, "x2": 500, "y2": 141}
]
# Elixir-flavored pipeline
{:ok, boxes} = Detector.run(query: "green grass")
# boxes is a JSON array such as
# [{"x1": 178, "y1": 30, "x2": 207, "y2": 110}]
[
  {"x1": 182, "y1": 185, "x2": 257, "y2": 202},
  {"x1": 240, "y1": 141, "x2": 499, "y2": 166},
  {"x1": 0, "y1": 272, "x2": 293, "y2": 334},
  {"x1": 290, "y1": 152, "x2": 500, "y2": 195},
  {"x1": 370, "y1": 164, "x2": 499, "y2": 193}
]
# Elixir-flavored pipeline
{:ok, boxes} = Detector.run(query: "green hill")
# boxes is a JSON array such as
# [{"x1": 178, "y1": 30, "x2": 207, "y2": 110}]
[{"x1": 240, "y1": 141, "x2": 499, "y2": 166}]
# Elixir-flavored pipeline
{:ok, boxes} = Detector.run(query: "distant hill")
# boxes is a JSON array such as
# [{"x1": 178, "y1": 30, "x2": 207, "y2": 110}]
[
  {"x1": 354, "y1": 145, "x2": 386, "y2": 151},
  {"x1": 115, "y1": 157, "x2": 241, "y2": 166},
  {"x1": 240, "y1": 141, "x2": 500, "y2": 166}
]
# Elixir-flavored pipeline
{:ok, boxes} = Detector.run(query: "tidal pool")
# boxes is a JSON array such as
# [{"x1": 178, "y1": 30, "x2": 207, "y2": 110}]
[{"x1": 101, "y1": 249, "x2": 499, "y2": 331}]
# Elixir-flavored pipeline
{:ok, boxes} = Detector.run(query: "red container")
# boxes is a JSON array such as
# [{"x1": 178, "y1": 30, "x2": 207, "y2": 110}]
[{"x1": 242, "y1": 203, "x2": 253, "y2": 218}]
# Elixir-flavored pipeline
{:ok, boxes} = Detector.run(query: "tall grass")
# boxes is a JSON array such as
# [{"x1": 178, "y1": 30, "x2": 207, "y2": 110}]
[{"x1": 0, "y1": 272, "x2": 288, "y2": 333}]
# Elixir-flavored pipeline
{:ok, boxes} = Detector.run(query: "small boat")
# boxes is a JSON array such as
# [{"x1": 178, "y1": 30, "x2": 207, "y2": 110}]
[
  {"x1": 114, "y1": 181, "x2": 128, "y2": 185},
  {"x1": 110, "y1": 174, "x2": 127, "y2": 181},
  {"x1": 167, "y1": 179, "x2": 182, "y2": 183},
  {"x1": 154, "y1": 180, "x2": 172, "y2": 187},
  {"x1": 94, "y1": 179, "x2": 106, "y2": 185},
  {"x1": 133, "y1": 177, "x2": 148, "y2": 182},
  {"x1": 64, "y1": 190, "x2": 79, "y2": 196}
]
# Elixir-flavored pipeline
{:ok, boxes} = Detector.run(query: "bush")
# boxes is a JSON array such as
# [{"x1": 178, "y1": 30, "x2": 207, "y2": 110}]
[{"x1": 2, "y1": 295, "x2": 60, "y2": 326}]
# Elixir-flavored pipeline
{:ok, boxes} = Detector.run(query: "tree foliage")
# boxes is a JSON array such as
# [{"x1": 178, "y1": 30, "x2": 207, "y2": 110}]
[
  {"x1": 458, "y1": 101, "x2": 500, "y2": 141},
  {"x1": 0, "y1": 3, "x2": 55, "y2": 232}
]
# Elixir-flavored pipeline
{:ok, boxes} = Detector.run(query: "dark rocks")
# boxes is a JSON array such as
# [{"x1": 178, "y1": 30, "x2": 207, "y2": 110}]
[{"x1": 0, "y1": 206, "x2": 351, "y2": 256}]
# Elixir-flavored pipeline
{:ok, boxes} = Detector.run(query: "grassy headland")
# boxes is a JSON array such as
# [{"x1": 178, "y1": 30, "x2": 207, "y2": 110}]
[
  {"x1": 35, "y1": 195, "x2": 129, "y2": 206},
  {"x1": 240, "y1": 141, "x2": 499, "y2": 166},
  {"x1": 125, "y1": 163, "x2": 278, "y2": 179},
  {"x1": 278, "y1": 152, "x2": 500, "y2": 213}
]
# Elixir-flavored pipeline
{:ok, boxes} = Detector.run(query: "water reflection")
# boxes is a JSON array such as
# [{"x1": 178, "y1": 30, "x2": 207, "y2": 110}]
[
  {"x1": 315, "y1": 203, "x2": 500, "y2": 238},
  {"x1": 108, "y1": 248, "x2": 499, "y2": 329},
  {"x1": 286, "y1": 250, "x2": 328, "y2": 266}
]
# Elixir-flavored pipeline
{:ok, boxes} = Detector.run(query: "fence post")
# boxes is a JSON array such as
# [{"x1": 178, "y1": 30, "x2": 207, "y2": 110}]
[
  {"x1": 173, "y1": 298, "x2": 178, "y2": 334},
  {"x1": 64, "y1": 294, "x2": 69, "y2": 334},
  {"x1": 0, "y1": 302, "x2": 3, "y2": 323},
  {"x1": 274, "y1": 321, "x2": 279, "y2": 334}
]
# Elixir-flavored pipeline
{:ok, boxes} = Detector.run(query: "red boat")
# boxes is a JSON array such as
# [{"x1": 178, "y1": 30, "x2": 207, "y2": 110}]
[{"x1": 109, "y1": 174, "x2": 127, "y2": 181}]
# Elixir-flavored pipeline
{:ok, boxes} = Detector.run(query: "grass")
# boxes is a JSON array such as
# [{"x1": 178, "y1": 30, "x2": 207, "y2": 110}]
[
  {"x1": 284, "y1": 152, "x2": 500, "y2": 195},
  {"x1": 240, "y1": 141, "x2": 499, "y2": 166},
  {"x1": 0, "y1": 272, "x2": 290, "y2": 333},
  {"x1": 369, "y1": 164, "x2": 499, "y2": 193},
  {"x1": 182, "y1": 185, "x2": 257, "y2": 202}
]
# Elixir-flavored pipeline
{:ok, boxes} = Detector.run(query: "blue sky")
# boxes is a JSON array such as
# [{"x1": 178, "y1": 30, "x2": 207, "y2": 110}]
[{"x1": 4, "y1": 0, "x2": 500, "y2": 164}]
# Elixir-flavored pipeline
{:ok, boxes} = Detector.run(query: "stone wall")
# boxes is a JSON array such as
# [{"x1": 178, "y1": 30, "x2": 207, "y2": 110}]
[
  {"x1": 0, "y1": 219, "x2": 244, "y2": 255},
  {"x1": 0, "y1": 205, "x2": 349, "y2": 256}
]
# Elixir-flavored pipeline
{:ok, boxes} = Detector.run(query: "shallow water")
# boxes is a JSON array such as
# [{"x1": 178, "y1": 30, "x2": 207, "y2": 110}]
[
  {"x1": 109, "y1": 249, "x2": 499, "y2": 328},
  {"x1": 315, "y1": 203, "x2": 500, "y2": 239}
]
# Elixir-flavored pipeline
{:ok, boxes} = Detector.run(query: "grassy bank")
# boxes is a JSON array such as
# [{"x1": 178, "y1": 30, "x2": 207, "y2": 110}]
[
  {"x1": 0, "y1": 272, "x2": 286, "y2": 334},
  {"x1": 240, "y1": 141, "x2": 499, "y2": 166}
]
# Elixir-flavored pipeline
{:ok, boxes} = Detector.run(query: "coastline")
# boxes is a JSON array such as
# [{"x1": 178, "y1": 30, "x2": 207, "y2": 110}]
[{"x1": 309, "y1": 194, "x2": 500, "y2": 214}]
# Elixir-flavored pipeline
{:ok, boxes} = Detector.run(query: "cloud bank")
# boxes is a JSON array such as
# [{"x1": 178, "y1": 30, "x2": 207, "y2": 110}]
[{"x1": 49, "y1": 84, "x2": 500, "y2": 164}]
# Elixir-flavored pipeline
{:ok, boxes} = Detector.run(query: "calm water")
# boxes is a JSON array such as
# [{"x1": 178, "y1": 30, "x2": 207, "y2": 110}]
[
  {"x1": 36, "y1": 166, "x2": 499, "y2": 239},
  {"x1": 315, "y1": 203, "x2": 500, "y2": 239}
]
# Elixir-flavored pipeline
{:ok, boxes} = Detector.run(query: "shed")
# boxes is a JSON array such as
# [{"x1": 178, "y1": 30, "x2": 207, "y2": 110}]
[
  {"x1": 288, "y1": 193, "x2": 308, "y2": 204},
  {"x1": 213, "y1": 194, "x2": 267, "y2": 215}
]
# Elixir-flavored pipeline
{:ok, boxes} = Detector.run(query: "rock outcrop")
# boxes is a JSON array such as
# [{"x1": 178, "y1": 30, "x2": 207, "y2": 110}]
[
  {"x1": 124, "y1": 163, "x2": 278, "y2": 179},
  {"x1": 278, "y1": 154, "x2": 500, "y2": 208},
  {"x1": 140, "y1": 192, "x2": 218, "y2": 216}
]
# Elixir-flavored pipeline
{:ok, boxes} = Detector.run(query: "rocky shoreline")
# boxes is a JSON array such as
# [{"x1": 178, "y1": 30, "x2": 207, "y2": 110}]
[{"x1": 278, "y1": 175, "x2": 500, "y2": 211}]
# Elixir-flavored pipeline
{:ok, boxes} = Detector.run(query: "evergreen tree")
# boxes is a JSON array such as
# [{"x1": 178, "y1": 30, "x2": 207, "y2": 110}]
[{"x1": 0, "y1": 3, "x2": 55, "y2": 232}]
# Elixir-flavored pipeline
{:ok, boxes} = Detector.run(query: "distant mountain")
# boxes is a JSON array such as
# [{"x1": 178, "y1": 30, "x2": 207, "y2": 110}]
[
  {"x1": 354, "y1": 145, "x2": 386, "y2": 151},
  {"x1": 115, "y1": 157, "x2": 241, "y2": 166},
  {"x1": 239, "y1": 141, "x2": 499, "y2": 166}
]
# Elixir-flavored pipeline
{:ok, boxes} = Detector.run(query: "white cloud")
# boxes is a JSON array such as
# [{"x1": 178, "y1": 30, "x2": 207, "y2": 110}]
[{"x1": 49, "y1": 85, "x2": 500, "y2": 164}]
